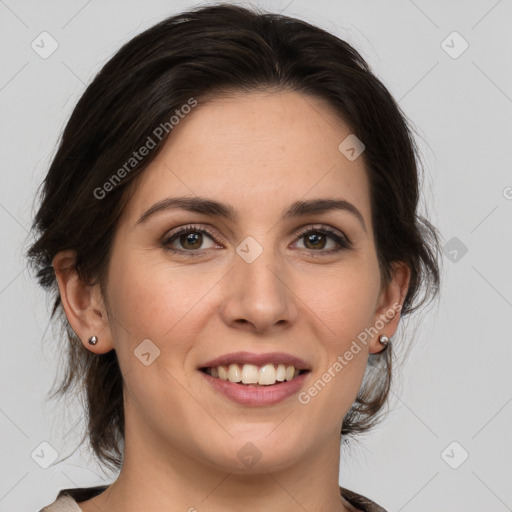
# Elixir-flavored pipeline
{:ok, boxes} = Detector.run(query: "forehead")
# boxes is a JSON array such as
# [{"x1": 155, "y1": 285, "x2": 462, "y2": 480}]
[{"x1": 122, "y1": 90, "x2": 372, "y2": 227}]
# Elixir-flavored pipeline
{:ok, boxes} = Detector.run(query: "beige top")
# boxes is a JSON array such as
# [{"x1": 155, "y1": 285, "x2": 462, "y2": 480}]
[
  {"x1": 39, "y1": 485, "x2": 388, "y2": 512},
  {"x1": 40, "y1": 495, "x2": 82, "y2": 512}
]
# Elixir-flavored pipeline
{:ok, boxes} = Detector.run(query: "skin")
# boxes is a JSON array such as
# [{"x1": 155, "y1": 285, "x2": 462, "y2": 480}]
[{"x1": 53, "y1": 90, "x2": 410, "y2": 512}]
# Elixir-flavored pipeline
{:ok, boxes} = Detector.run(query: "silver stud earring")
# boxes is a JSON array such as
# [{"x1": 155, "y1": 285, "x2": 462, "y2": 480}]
[
  {"x1": 378, "y1": 334, "x2": 390, "y2": 346},
  {"x1": 88, "y1": 335, "x2": 98, "y2": 345}
]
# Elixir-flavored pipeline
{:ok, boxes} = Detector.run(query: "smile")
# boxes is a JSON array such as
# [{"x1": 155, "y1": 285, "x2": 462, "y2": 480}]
[{"x1": 201, "y1": 363, "x2": 308, "y2": 386}]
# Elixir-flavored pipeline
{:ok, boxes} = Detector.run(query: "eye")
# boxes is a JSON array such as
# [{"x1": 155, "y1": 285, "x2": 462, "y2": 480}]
[
  {"x1": 162, "y1": 223, "x2": 352, "y2": 256},
  {"x1": 292, "y1": 226, "x2": 352, "y2": 254},
  {"x1": 162, "y1": 224, "x2": 220, "y2": 254}
]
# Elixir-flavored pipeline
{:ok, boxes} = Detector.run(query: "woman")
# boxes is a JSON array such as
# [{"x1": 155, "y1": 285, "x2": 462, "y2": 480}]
[{"x1": 29, "y1": 3, "x2": 441, "y2": 511}]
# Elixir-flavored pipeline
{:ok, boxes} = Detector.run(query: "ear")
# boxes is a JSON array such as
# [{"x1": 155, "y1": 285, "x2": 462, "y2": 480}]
[
  {"x1": 369, "y1": 261, "x2": 411, "y2": 355},
  {"x1": 52, "y1": 250, "x2": 114, "y2": 354}
]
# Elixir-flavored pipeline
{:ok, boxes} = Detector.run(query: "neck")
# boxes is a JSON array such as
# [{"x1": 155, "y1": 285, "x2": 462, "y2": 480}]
[{"x1": 85, "y1": 414, "x2": 353, "y2": 512}]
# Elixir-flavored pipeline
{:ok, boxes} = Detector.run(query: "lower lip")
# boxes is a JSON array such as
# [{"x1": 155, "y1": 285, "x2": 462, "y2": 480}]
[{"x1": 200, "y1": 370, "x2": 310, "y2": 406}]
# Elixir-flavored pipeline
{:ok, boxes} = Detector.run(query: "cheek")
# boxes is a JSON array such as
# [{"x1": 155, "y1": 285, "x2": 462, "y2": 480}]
[
  {"x1": 299, "y1": 259, "x2": 382, "y2": 343},
  {"x1": 105, "y1": 251, "x2": 220, "y2": 358},
  {"x1": 295, "y1": 262, "x2": 380, "y2": 414},
  {"x1": 104, "y1": 254, "x2": 214, "y2": 428}
]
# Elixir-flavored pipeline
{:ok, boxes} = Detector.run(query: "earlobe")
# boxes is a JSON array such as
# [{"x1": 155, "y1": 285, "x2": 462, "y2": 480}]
[
  {"x1": 369, "y1": 261, "x2": 411, "y2": 354},
  {"x1": 52, "y1": 250, "x2": 114, "y2": 354}
]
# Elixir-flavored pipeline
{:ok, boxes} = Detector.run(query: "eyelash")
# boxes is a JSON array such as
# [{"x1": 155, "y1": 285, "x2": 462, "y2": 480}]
[{"x1": 162, "y1": 223, "x2": 352, "y2": 256}]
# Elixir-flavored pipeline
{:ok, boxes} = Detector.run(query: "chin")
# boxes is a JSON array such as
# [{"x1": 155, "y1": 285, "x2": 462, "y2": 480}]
[{"x1": 198, "y1": 430, "x2": 305, "y2": 474}]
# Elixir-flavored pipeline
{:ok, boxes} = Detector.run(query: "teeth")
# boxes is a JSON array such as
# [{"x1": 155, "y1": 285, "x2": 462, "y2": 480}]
[
  {"x1": 258, "y1": 363, "x2": 276, "y2": 385},
  {"x1": 227, "y1": 363, "x2": 242, "y2": 382},
  {"x1": 276, "y1": 363, "x2": 287, "y2": 381},
  {"x1": 218, "y1": 366, "x2": 228, "y2": 381},
  {"x1": 206, "y1": 363, "x2": 302, "y2": 385},
  {"x1": 241, "y1": 364, "x2": 259, "y2": 384}
]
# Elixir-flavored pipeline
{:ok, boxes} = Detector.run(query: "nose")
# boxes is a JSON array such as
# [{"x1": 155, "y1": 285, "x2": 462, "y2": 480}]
[{"x1": 218, "y1": 245, "x2": 299, "y2": 334}]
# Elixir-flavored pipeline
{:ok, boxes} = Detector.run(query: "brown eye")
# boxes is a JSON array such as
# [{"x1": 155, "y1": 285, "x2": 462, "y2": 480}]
[
  {"x1": 163, "y1": 225, "x2": 219, "y2": 253},
  {"x1": 179, "y1": 232, "x2": 204, "y2": 250},
  {"x1": 302, "y1": 232, "x2": 328, "y2": 250},
  {"x1": 293, "y1": 226, "x2": 352, "y2": 254}
]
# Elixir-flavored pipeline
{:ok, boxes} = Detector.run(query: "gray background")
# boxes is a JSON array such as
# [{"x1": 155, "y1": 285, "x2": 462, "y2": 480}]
[{"x1": 1, "y1": 0, "x2": 511, "y2": 510}]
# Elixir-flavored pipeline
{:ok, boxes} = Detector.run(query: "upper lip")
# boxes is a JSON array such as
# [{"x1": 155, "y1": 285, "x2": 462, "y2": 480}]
[{"x1": 200, "y1": 351, "x2": 311, "y2": 371}]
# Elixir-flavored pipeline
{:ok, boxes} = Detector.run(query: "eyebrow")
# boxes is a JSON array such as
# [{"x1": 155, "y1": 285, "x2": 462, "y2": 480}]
[{"x1": 136, "y1": 196, "x2": 367, "y2": 232}]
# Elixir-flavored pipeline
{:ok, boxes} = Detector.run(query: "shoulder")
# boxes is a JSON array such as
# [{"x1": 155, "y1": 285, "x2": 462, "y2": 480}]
[
  {"x1": 38, "y1": 485, "x2": 109, "y2": 512},
  {"x1": 340, "y1": 486, "x2": 388, "y2": 512},
  {"x1": 38, "y1": 494, "x2": 81, "y2": 512}
]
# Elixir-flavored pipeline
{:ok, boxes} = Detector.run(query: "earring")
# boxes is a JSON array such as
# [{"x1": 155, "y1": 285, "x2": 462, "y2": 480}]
[
  {"x1": 88, "y1": 335, "x2": 98, "y2": 345},
  {"x1": 378, "y1": 334, "x2": 390, "y2": 346}
]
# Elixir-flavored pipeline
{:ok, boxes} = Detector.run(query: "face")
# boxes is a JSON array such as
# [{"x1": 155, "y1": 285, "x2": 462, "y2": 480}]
[{"x1": 94, "y1": 90, "x2": 401, "y2": 473}]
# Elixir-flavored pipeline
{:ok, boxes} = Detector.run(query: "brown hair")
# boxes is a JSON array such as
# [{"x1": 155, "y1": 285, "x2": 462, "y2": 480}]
[{"x1": 27, "y1": 3, "x2": 441, "y2": 472}]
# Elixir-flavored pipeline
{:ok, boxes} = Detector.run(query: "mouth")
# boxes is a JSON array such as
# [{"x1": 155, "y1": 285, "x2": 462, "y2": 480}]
[{"x1": 200, "y1": 363, "x2": 310, "y2": 387}]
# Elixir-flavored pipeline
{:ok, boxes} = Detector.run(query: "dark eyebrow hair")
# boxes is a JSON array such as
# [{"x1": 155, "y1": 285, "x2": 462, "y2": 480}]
[{"x1": 136, "y1": 196, "x2": 367, "y2": 232}]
